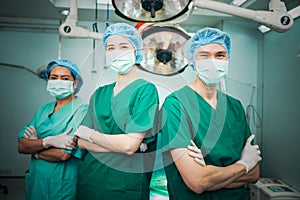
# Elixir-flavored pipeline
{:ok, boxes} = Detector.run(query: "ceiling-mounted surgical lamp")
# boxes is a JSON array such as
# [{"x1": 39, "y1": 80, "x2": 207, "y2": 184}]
[
  {"x1": 112, "y1": 0, "x2": 294, "y2": 33},
  {"x1": 140, "y1": 25, "x2": 190, "y2": 76},
  {"x1": 113, "y1": 0, "x2": 192, "y2": 22},
  {"x1": 59, "y1": 0, "x2": 102, "y2": 39}
]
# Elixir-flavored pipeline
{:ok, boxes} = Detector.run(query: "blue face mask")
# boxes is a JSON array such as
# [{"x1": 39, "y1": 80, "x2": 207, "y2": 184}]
[
  {"x1": 106, "y1": 50, "x2": 136, "y2": 74},
  {"x1": 47, "y1": 80, "x2": 74, "y2": 99}
]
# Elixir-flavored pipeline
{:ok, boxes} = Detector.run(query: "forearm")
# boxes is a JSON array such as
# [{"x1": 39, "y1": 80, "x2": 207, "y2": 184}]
[
  {"x1": 225, "y1": 164, "x2": 260, "y2": 188},
  {"x1": 202, "y1": 163, "x2": 247, "y2": 191},
  {"x1": 78, "y1": 139, "x2": 110, "y2": 152},
  {"x1": 37, "y1": 148, "x2": 71, "y2": 162},
  {"x1": 18, "y1": 138, "x2": 45, "y2": 154},
  {"x1": 89, "y1": 131, "x2": 145, "y2": 155},
  {"x1": 172, "y1": 148, "x2": 247, "y2": 194}
]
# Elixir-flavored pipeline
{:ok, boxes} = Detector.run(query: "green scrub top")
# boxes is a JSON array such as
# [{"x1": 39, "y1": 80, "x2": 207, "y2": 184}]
[
  {"x1": 150, "y1": 132, "x2": 169, "y2": 199},
  {"x1": 18, "y1": 97, "x2": 88, "y2": 200},
  {"x1": 77, "y1": 79, "x2": 159, "y2": 200},
  {"x1": 161, "y1": 86, "x2": 251, "y2": 200}
]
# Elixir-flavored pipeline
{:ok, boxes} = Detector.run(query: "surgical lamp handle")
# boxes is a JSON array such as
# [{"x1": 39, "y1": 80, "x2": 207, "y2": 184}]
[{"x1": 193, "y1": 0, "x2": 293, "y2": 32}]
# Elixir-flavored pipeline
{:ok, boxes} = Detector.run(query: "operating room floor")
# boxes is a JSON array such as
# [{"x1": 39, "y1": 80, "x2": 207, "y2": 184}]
[{"x1": 0, "y1": 177, "x2": 24, "y2": 200}]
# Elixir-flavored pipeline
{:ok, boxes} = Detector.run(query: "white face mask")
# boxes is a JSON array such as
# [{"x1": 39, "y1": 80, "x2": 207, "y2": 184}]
[
  {"x1": 195, "y1": 59, "x2": 229, "y2": 86},
  {"x1": 106, "y1": 50, "x2": 136, "y2": 74},
  {"x1": 47, "y1": 80, "x2": 74, "y2": 99}
]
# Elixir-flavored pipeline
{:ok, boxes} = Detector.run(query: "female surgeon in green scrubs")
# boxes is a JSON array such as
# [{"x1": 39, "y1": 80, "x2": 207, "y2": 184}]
[
  {"x1": 160, "y1": 28, "x2": 262, "y2": 200},
  {"x1": 75, "y1": 23, "x2": 159, "y2": 200},
  {"x1": 17, "y1": 59, "x2": 88, "y2": 200}
]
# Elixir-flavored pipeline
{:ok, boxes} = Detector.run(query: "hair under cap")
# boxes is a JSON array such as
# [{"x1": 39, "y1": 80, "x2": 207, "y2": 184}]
[
  {"x1": 46, "y1": 59, "x2": 83, "y2": 94},
  {"x1": 184, "y1": 27, "x2": 231, "y2": 68},
  {"x1": 102, "y1": 23, "x2": 143, "y2": 64}
]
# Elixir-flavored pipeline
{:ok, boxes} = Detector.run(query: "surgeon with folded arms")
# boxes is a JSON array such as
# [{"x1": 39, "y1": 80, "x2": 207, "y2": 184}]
[
  {"x1": 160, "y1": 27, "x2": 262, "y2": 200},
  {"x1": 17, "y1": 59, "x2": 88, "y2": 200},
  {"x1": 74, "y1": 23, "x2": 159, "y2": 200}
]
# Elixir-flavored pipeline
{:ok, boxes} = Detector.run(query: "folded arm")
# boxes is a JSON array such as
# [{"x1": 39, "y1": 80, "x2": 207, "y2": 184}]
[
  {"x1": 75, "y1": 125, "x2": 146, "y2": 155},
  {"x1": 78, "y1": 138, "x2": 110, "y2": 152},
  {"x1": 18, "y1": 138, "x2": 72, "y2": 162},
  {"x1": 36, "y1": 148, "x2": 72, "y2": 162},
  {"x1": 171, "y1": 148, "x2": 248, "y2": 194},
  {"x1": 225, "y1": 164, "x2": 260, "y2": 188},
  {"x1": 18, "y1": 138, "x2": 44, "y2": 154}
]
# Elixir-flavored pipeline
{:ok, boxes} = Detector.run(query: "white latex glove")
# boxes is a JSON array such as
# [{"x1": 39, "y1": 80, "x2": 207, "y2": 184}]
[
  {"x1": 188, "y1": 140, "x2": 206, "y2": 166},
  {"x1": 24, "y1": 126, "x2": 38, "y2": 139},
  {"x1": 139, "y1": 143, "x2": 148, "y2": 152},
  {"x1": 74, "y1": 125, "x2": 94, "y2": 142},
  {"x1": 237, "y1": 135, "x2": 262, "y2": 173},
  {"x1": 42, "y1": 128, "x2": 75, "y2": 150}
]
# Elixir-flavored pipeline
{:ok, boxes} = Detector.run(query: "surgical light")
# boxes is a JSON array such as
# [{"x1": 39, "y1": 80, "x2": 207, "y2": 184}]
[
  {"x1": 112, "y1": 0, "x2": 192, "y2": 22},
  {"x1": 112, "y1": 0, "x2": 294, "y2": 33},
  {"x1": 140, "y1": 25, "x2": 190, "y2": 76}
]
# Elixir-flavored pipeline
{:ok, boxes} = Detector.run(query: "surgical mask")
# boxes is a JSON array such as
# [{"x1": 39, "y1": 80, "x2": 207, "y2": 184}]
[
  {"x1": 106, "y1": 50, "x2": 135, "y2": 74},
  {"x1": 47, "y1": 80, "x2": 74, "y2": 99},
  {"x1": 195, "y1": 59, "x2": 229, "y2": 86}
]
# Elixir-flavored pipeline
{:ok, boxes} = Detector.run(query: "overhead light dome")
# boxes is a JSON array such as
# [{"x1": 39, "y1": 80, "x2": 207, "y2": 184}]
[
  {"x1": 112, "y1": 0, "x2": 192, "y2": 22},
  {"x1": 140, "y1": 25, "x2": 190, "y2": 76}
]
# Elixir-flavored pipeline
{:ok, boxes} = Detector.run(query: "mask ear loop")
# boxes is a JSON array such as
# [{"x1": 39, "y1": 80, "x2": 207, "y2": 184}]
[
  {"x1": 219, "y1": 79, "x2": 226, "y2": 93},
  {"x1": 73, "y1": 80, "x2": 78, "y2": 93}
]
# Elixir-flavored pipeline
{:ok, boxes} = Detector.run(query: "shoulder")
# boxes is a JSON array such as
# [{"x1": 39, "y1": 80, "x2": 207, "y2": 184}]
[
  {"x1": 94, "y1": 82, "x2": 115, "y2": 94},
  {"x1": 134, "y1": 79, "x2": 158, "y2": 96},
  {"x1": 164, "y1": 86, "x2": 189, "y2": 103},
  {"x1": 38, "y1": 101, "x2": 55, "y2": 111},
  {"x1": 224, "y1": 93, "x2": 243, "y2": 108},
  {"x1": 74, "y1": 97, "x2": 88, "y2": 109}
]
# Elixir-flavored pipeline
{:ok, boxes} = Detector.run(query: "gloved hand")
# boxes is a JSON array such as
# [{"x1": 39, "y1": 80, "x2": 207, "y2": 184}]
[
  {"x1": 42, "y1": 128, "x2": 75, "y2": 150},
  {"x1": 237, "y1": 135, "x2": 262, "y2": 173},
  {"x1": 24, "y1": 126, "x2": 38, "y2": 139},
  {"x1": 74, "y1": 125, "x2": 94, "y2": 142},
  {"x1": 187, "y1": 140, "x2": 206, "y2": 166},
  {"x1": 139, "y1": 143, "x2": 148, "y2": 152}
]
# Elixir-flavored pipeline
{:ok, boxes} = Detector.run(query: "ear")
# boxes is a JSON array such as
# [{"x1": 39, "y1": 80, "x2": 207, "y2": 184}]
[{"x1": 73, "y1": 80, "x2": 78, "y2": 89}]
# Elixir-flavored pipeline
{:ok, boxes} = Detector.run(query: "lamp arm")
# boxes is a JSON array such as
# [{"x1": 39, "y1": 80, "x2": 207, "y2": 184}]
[
  {"x1": 59, "y1": 0, "x2": 103, "y2": 40},
  {"x1": 193, "y1": 0, "x2": 293, "y2": 32}
]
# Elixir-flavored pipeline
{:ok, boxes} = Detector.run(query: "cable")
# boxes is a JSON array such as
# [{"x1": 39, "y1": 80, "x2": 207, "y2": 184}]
[
  {"x1": 246, "y1": 86, "x2": 262, "y2": 128},
  {"x1": 91, "y1": 0, "x2": 99, "y2": 74},
  {"x1": 0, "y1": 62, "x2": 38, "y2": 77},
  {"x1": 226, "y1": 76, "x2": 262, "y2": 129},
  {"x1": 106, "y1": 0, "x2": 110, "y2": 29}
]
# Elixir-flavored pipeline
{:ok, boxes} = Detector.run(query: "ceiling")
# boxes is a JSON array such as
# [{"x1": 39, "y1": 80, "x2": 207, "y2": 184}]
[{"x1": 0, "y1": 0, "x2": 298, "y2": 30}]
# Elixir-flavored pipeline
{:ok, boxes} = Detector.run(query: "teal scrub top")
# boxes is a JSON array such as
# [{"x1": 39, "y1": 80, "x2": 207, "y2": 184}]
[
  {"x1": 77, "y1": 79, "x2": 159, "y2": 200},
  {"x1": 161, "y1": 86, "x2": 251, "y2": 200},
  {"x1": 18, "y1": 97, "x2": 88, "y2": 200}
]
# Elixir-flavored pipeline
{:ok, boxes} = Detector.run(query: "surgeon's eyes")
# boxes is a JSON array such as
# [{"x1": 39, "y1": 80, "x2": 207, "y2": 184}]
[
  {"x1": 120, "y1": 45, "x2": 130, "y2": 50},
  {"x1": 49, "y1": 75, "x2": 73, "y2": 81},
  {"x1": 215, "y1": 53, "x2": 227, "y2": 59},
  {"x1": 49, "y1": 76, "x2": 58, "y2": 80}
]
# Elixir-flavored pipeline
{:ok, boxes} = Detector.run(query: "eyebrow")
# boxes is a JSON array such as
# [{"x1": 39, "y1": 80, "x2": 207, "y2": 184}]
[
  {"x1": 197, "y1": 50, "x2": 227, "y2": 54},
  {"x1": 49, "y1": 74, "x2": 72, "y2": 78}
]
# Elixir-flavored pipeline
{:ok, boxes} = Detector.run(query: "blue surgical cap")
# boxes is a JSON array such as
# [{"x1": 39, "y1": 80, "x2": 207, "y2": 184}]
[
  {"x1": 102, "y1": 23, "x2": 143, "y2": 64},
  {"x1": 184, "y1": 27, "x2": 231, "y2": 68},
  {"x1": 46, "y1": 59, "x2": 83, "y2": 94}
]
